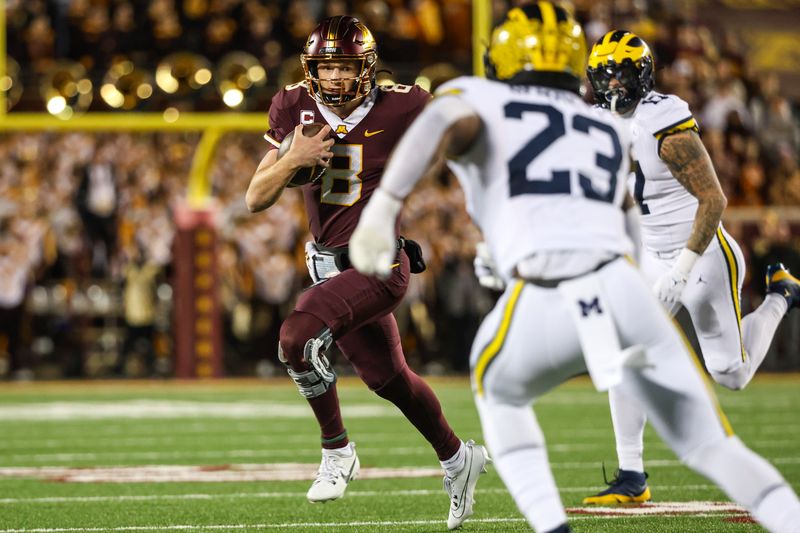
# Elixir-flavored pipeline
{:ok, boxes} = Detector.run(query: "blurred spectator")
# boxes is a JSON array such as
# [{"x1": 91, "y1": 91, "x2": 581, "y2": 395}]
[
  {"x1": 751, "y1": 75, "x2": 800, "y2": 165},
  {"x1": 751, "y1": 210, "x2": 800, "y2": 298},
  {"x1": 76, "y1": 147, "x2": 119, "y2": 277},
  {"x1": 701, "y1": 78, "x2": 751, "y2": 132},
  {"x1": 768, "y1": 145, "x2": 800, "y2": 206},
  {"x1": 0, "y1": 219, "x2": 34, "y2": 380},
  {"x1": 117, "y1": 244, "x2": 161, "y2": 377}
]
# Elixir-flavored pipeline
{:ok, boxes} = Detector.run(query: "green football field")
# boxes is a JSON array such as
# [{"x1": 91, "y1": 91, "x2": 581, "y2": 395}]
[{"x1": 0, "y1": 375, "x2": 798, "y2": 532}]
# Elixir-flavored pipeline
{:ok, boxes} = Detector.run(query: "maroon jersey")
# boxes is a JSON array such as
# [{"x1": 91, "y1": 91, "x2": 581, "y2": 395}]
[{"x1": 265, "y1": 82, "x2": 430, "y2": 247}]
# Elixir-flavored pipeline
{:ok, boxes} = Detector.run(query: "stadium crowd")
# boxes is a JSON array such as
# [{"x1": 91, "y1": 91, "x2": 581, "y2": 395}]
[{"x1": 1, "y1": 0, "x2": 799, "y2": 379}]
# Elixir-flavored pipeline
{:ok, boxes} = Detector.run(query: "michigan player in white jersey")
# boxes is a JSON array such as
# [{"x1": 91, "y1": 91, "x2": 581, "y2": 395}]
[
  {"x1": 583, "y1": 30, "x2": 800, "y2": 505},
  {"x1": 349, "y1": 4, "x2": 800, "y2": 532}
]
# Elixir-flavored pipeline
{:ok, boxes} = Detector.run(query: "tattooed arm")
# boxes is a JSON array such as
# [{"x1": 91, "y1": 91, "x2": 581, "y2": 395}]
[
  {"x1": 659, "y1": 129, "x2": 728, "y2": 255},
  {"x1": 649, "y1": 129, "x2": 727, "y2": 313}
]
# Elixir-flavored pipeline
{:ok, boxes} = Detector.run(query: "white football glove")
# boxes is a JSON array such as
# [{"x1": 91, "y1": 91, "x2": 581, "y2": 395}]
[
  {"x1": 652, "y1": 248, "x2": 699, "y2": 316},
  {"x1": 474, "y1": 242, "x2": 505, "y2": 291},
  {"x1": 350, "y1": 188, "x2": 403, "y2": 278}
]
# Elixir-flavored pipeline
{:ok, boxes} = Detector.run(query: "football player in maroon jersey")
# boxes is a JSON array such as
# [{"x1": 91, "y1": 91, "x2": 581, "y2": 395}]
[{"x1": 245, "y1": 16, "x2": 489, "y2": 528}]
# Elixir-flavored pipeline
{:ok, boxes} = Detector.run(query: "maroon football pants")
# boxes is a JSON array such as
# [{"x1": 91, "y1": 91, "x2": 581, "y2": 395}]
[{"x1": 279, "y1": 250, "x2": 460, "y2": 460}]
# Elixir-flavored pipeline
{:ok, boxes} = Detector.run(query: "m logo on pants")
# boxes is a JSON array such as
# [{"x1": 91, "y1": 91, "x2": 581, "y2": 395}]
[{"x1": 579, "y1": 297, "x2": 603, "y2": 317}]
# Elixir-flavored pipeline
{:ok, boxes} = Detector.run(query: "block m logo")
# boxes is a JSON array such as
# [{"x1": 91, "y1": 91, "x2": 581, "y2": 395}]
[{"x1": 578, "y1": 297, "x2": 603, "y2": 317}]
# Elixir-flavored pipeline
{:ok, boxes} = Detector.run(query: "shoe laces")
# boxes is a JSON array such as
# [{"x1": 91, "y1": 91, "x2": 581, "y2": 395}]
[
  {"x1": 601, "y1": 463, "x2": 648, "y2": 487},
  {"x1": 601, "y1": 463, "x2": 617, "y2": 486},
  {"x1": 315, "y1": 450, "x2": 348, "y2": 484},
  {"x1": 443, "y1": 476, "x2": 460, "y2": 506}
]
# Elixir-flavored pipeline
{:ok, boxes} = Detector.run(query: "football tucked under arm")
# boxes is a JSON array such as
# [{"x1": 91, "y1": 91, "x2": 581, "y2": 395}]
[{"x1": 276, "y1": 123, "x2": 332, "y2": 187}]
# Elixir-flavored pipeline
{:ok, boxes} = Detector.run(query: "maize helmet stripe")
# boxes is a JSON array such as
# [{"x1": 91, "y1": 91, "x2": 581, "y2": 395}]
[
  {"x1": 539, "y1": 1, "x2": 557, "y2": 66},
  {"x1": 603, "y1": 30, "x2": 626, "y2": 45},
  {"x1": 588, "y1": 32, "x2": 651, "y2": 68}
]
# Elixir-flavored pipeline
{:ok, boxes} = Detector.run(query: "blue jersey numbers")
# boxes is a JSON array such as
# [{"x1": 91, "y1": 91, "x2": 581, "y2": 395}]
[{"x1": 504, "y1": 102, "x2": 622, "y2": 203}]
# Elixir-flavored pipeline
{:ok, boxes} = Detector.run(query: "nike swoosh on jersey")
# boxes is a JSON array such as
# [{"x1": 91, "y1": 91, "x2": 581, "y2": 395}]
[{"x1": 364, "y1": 129, "x2": 384, "y2": 137}]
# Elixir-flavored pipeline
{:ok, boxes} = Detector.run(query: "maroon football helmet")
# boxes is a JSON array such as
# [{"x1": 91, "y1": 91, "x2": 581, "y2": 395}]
[{"x1": 301, "y1": 16, "x2": 378, "y2": 107}]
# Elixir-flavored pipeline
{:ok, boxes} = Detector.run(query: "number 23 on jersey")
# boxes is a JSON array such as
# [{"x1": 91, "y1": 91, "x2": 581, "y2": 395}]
[{"x1": 505, "y1": 102, "x2": 623, "y2": 204}]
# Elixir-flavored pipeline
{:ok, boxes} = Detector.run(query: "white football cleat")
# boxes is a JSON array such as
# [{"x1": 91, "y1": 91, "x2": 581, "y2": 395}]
[
  {"x1": 306, "y1": 442, "x2": 360, "y2": 503},
  {"x1": 444, "y1": 440, "x2": 491, "y2": 529}
]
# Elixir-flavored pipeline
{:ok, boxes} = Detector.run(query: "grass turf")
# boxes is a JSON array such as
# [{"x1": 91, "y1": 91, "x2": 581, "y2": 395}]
[{"x1": 0, "y1": 375, "x2": 798, "y2": 532}]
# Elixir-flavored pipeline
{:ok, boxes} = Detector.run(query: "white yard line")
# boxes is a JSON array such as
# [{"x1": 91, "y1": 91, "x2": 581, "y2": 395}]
[
  {"x1": 0, "y1": 433, "x2": 419, "y2": 449},
  {"x1": 0, "y1": 464, "x2": 445, "y2": 483},
  {"x1": 0, "y1": 401, "x2": 399, "y2": 421},
  {"x1": 4, "y1": 435, "x2": 799, "y2": 453},
  {"x1": 5, "y1": 422, "x2": 317, "y2": 439},
  {"x1": 0, "y1": 486, "x2": 726, "y2": 505},
  {"x1": 0, "y1": 511, "x2": 752, "y2": 533},
  {"x1": 0, "y1": 448, "x2": 438, "y2": 463},
  {"x1": 3, "y1": 453, "x2": 799, "y2": 468}
]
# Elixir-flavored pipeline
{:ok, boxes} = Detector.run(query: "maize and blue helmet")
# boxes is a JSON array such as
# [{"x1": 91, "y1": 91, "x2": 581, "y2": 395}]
[
  {"x1": 484, "y1": 2, "x2": 586, "y2": 92},
  {"x1": 587, "y1": 30, "x2": 655, "y2": 114}
]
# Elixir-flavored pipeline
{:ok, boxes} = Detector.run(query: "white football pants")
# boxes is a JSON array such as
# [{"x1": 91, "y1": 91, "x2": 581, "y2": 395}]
[
  {"x1": 472, "y1": 258, "x2": 799, "y2": 532},
  {"x1": 608, "y1": 226, "x2": 788, "y2": 475}
]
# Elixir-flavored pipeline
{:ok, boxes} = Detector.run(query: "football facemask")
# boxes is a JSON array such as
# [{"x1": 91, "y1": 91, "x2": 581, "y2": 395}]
[{"x1": 304, "y1": 58, "x2": 371, "y2": 107}]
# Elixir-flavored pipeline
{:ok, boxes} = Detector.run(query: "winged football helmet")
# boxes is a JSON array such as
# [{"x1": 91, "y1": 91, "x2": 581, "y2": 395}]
[
  {"x1": 587, "y1": 30, "x2": 654, "y2": 114},
  {"x1": 484, "y1": 2, "x2": 586, "y2": 88}
]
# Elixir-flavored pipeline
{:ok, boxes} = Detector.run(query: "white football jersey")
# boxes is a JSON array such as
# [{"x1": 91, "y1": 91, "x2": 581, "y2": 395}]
[
  {"x1": 627, "y1": 91, "x2": 700, "y2": 252},
  {"x1": 435, "y1": 76, "x2": 633, "y2": 279}
]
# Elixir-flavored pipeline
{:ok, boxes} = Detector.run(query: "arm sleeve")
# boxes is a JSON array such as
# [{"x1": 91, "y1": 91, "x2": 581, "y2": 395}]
[
  {"x1": 264, "y1": 93, "x2": 292, "y2": 149},
  {"x1": 379, "y1": 96, "x2": 478, "y2": 199}
]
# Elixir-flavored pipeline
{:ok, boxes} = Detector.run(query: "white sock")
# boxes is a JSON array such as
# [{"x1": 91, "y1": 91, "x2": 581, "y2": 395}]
[
  {"x1": 440, "y1": 440, "x2": 465, "y2": 478},
  {"x1": 741, "y1": 294, "x2": 787, "y2": 383},
  {"x1": 609, "y1": 386, "x2": 646, "y2": 472},
  {"x1": 326, "y1": 442, "x2": 354, "y2": 457}
]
